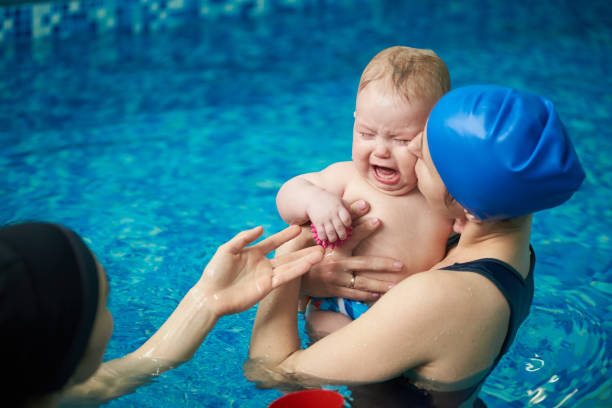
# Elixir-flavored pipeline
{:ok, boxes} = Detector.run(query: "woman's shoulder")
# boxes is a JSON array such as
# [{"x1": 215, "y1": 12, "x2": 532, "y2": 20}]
[
  {"x1": 384, "y1": 270, "x2": 511, "y2": 380},
  {"x1": 387, "y1": 268, "x2": 511, "y2": 347}
]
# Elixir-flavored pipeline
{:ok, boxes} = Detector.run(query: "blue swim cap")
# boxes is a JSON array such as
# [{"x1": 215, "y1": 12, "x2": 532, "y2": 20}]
[{"x1": 427, "y1": 85, "x2": 585, "y2": 220}]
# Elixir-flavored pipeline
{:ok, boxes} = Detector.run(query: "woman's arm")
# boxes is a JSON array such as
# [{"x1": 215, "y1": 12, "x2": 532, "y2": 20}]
[
  {"x1": 245, "y1": 266, "x2": 469, "y2": 389},
  {"x1": 245, "y1": 203, "x2": 419, "y2": 385},
  {"x1": 245, "y1": 203, "x2": 480, "y2": 389},
  {"x1": 61, "y1": 226, "x2": 324, "y2": 406},
  {"x1": 246, "y1": 221, "x2": 512, "y2": 390}
]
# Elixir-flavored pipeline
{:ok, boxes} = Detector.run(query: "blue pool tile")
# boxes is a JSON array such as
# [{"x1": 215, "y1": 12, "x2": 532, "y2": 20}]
[{"x1": 0, "y1": 0, "x2": 329, "y2": 43}]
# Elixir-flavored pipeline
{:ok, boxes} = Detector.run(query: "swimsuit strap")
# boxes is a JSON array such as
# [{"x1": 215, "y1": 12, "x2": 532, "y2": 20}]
[{"x1": 440, "y1": 246, "x2": 535, "y2": 363}]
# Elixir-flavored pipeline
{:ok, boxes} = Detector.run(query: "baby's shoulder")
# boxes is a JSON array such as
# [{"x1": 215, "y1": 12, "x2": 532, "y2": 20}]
[
  {"x1": 312, "y1": 161, "x2": 357, "y2": 193},
  {"x1": 320, "y1": 161, "x2": 359, "y2": 184},
  {"x1": 322, "y1": 161, "x2": 356, "y2": 175}
]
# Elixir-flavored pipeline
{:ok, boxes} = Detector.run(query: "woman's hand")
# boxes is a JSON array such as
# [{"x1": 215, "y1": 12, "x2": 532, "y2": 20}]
[
  {"x1": 196, "y1": 225, "x2": 324, "y2": 317},
  {"x1": 301, "y1": 200, "x2": 406, "y2": 302}
]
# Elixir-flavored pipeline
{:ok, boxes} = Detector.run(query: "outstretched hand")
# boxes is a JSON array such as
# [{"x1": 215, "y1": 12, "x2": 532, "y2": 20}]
[
  {"x1": 197, "y1": 225, "x2": 324, "y2": 317},
  {"x1": 62, "y1": 226, "x2": 324, "y2": 406}
]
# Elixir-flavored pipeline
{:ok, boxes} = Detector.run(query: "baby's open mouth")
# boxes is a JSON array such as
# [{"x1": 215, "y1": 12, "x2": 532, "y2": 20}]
[{"x1": 373, "y1": 165, "x2": 400, "y2": 185}]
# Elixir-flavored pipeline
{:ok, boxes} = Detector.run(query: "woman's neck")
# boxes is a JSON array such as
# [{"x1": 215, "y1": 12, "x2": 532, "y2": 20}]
[
  {"x1": 441, "y1": 215, "x2": 533, "y2": 276},
  {"x1": 462, "y1": 214, "x2": 531, "y2": 244}
]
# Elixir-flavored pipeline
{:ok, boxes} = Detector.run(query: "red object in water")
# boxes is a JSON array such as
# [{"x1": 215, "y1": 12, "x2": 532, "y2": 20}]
[{"x1": 269, "y1": 389, "x2": 345, "y2": 408}]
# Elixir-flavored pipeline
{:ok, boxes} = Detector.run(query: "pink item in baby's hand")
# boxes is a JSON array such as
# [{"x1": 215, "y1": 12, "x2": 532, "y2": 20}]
[{"x1": 310, "y1": 225, "x2": 352, "y2": 249}]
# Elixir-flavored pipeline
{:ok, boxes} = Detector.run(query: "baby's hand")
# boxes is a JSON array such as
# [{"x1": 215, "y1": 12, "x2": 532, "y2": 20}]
[
  {"x1": 310, "y1": 224, "x2": 352, "y2": 249},
  {"x1": 306, "y1": 191, "x2": 352, "y2": 244}
]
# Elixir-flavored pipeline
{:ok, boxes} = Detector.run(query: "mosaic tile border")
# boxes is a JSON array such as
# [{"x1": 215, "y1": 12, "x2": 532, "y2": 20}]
[{"x1": 0, "y1": 0, "x2": 335, "y2": 43}]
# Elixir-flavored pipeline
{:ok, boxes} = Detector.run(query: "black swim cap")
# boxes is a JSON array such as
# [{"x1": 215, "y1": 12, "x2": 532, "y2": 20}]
[{"x1": 0, "y1": 222, "x2": 99, "y2": 399}]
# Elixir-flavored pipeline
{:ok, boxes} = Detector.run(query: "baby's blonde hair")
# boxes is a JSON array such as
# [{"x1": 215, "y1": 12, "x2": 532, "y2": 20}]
[{"x1": 358, "y1": 46, "x2": 451, "y2": 103}]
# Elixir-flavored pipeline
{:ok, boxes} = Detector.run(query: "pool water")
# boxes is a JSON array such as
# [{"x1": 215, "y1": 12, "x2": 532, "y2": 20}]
[{"x1": 1, "y1": 0, "x2": 611, "y2": 406}]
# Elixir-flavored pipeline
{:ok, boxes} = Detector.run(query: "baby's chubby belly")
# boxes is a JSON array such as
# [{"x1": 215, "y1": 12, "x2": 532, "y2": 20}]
[
  {"x1": 351, "y1": 220, "x2": 443, "y2": 274},
  {"x1": 343, "y1": 184, "x2": 451, "y2": 274}
]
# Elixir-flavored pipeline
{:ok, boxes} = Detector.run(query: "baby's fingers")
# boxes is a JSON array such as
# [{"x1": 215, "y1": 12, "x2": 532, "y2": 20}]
[
  {"x1": 313, "y1": 222, "x2": 327, "y2": 243},
  {"x1": 339, "y1": 206, "x2": 352, "y2": 227},
  {"x1": 332, "y1": 217, "x2": 348, "y2": 240},
  {"x1": 324, "y1": 221, "x2": 338, "y2": 244}
]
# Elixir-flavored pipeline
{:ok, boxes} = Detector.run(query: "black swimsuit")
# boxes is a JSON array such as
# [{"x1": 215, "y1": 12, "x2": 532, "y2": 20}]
[
  {"x1": 441, "y1": 235, "x2": 535, "y2": 369},
  {"x1": 349, "y1": 235, "x2": 535, "y2": 408}
]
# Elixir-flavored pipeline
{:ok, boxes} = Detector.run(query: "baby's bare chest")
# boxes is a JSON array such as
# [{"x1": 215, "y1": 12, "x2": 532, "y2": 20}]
[{"x1": 343, "y1": 181, "x2": 451, "y2": 272}]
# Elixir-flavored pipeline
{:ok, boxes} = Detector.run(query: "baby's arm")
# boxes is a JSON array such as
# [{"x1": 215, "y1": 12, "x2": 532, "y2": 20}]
[{"x1": 276, "y1": 162, "x2": 353, "y2": 243}]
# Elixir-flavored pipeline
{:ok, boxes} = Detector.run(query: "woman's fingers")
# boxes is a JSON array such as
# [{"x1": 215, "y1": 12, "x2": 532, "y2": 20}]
[
  {"x1": 340, "y1": 256, "x2": 403, "y2": 272},
  {"x1": 334, "y1": 273, "x2": 394, "y2": 294},
  {"x1": 353, "y1": 216, "x2": 382, "y2": 236},
  {"x1": 325, "y1": 269, "x2": 393, "y2": 298},
  {"x1": 255, "y1": 225, "x2": 302, "y2": 254},
  {"x1": 337, "y1": 217, "x2": 382, "y2": 252},
  {"x1": 224, "y1": 226, "x2": 264, "y2": 254},
  {"x1": 271, "y1": 250, "x2": 324, "y2": 288},
  {"x1": 356, "y1": 269, "x2": 409, "y2": 284},
  {"x1": 333, "y1": 287, "x2": 381, "y2": 302},
  {"x1": 348, "y1": 199, "x2": 370, "y2": 219},
  {"x1": 327, "y1": 255, "x2": 403, "y2": 274},
  {"x1": 271, "y1": 246, "x2": 324, "y2": 268},
  {"x1": 299, "y1": 254, "x2": 403, "y2": 300}
]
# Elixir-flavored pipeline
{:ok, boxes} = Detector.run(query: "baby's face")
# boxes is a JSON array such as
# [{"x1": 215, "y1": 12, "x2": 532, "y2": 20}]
[{"x1": 352, "y1": 80, "x2": 431, "y2": 196}]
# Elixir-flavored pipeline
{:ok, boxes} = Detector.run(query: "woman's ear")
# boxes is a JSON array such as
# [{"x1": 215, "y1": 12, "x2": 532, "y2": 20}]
[
  {"x1": 452, "y1": 217, "x2": 466, "y2": 234},
  {"x1": 464, "y1": 209, "x2": 482, "y2": 223}
]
